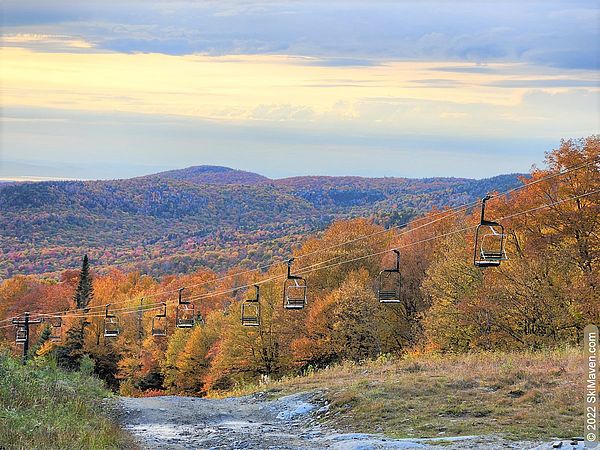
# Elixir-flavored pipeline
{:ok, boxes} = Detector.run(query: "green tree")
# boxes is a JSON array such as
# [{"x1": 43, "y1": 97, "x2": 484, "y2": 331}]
[
  {"x1": 73, "y1": 255, "x2": 94, "y2": 310},
  {"x1": 56, "y1": 321, "x2": 87, "y2": 371},
  {"x1": 30, "y1": 325, "x2": 52, "y2": 358}
]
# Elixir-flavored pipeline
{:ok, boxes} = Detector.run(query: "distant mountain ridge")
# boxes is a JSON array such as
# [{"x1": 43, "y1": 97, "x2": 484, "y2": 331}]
[
  {"x1": 143, "y1": 165, "x2": 270, "y2": 185},
  {"x1": 0, "y1": 165, "x2": 525, "y2": 279}
]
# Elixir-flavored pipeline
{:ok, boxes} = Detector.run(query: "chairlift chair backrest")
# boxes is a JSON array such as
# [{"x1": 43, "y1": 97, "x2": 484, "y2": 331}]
[
  {"x1": 152, "y1": 302, "x2": 168, "y2": 337},
  {"x1": 103, "y1": 304, "x2": 120, "y2": 338},
  {"x1": 378, "y1": 250, "x2": 402, "y2": 303},
  {"x1": 474, "y1": 195, "x2": 507, "y2": 268},
  {"x1": 49, "y1": 316, "x2": 62, "y2": 341},
  {"x1": 241, "y1": 285, "x2": 260, "y2": 326},
  {"x1": 176, "y1": 288, "x2": 196, "y2": 328},
  {"x1": 283, "y1": 259, "x2": 307, "y2": 309}
]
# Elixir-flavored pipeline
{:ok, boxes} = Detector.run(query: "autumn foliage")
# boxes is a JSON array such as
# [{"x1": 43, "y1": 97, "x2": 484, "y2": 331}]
[{"x1": 1, "y1": 136, "x2": 597, "y2": 395}]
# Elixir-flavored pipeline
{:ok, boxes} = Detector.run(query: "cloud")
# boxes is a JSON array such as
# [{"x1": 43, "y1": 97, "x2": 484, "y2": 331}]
[
  {"x1": 294, "y1": 57, "x2": 383, "y2": 67},
  {"x1": 1, "y1": 2, "x2": 597, "y2": 180},
  {"x1": 250, "y1": 104, "x2": 316, "y2": 121},
  {"x1": 0, "y1": 106, "x2": 558, "y2": 180},
  {"x1": 409, "y1": 78, "x2": 465, "y2": 88},
  {"x1": 2, "y1": 33, "x2": 95, "y2": 52},
  {"x1": 487, "y1": 79, "x2": 599, "y2": 88},
  {"x1": 2, "y1": 1, "x2": 598, "y2": 71},
  {"x1": 430, "y1": 66, "x2": 496, "y2": 74}
]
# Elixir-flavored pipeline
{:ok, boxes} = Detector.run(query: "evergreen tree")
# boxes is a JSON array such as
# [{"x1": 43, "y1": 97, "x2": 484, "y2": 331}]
[
  {"x1": 30, "y1": 325, "x2": 52, "y2": 357},
  {"x1": 56, "y1": 321, "x2": 87, "y2": 371},
  {"x1": 73, "y1": 254, "x2": 94, "y2": 309}
]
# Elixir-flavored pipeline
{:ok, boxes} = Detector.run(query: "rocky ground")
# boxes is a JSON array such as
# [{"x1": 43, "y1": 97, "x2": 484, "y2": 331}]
[{"x1": 119, "y1": 391, "x2": 585, "y2": 449}]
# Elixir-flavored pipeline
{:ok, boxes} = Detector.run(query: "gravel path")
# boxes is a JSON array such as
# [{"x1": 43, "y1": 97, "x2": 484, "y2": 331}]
[{"x1": 119, "y1": 391, "x2": 583, "y2": 449}]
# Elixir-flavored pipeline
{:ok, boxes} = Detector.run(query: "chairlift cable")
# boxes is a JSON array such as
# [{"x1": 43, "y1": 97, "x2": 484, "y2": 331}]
[
  {"x1": 0, "y1": 188, "x2": 597, "y2": 333},
  {"x1": 143, "y1": 185, "x2": 600, "y2": 309},
  {"x1": 288, "y1": 156, "x2": 599, "y2": 261},
  {"x1": 293, "y1": 188, "x2": 600, "y2": 277},
  {"x1": 2, "y1": 157, "x2": 597, "y2": 325}
]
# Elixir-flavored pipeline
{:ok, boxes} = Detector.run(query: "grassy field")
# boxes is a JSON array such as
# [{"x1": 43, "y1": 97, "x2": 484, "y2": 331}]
[
  {"x1": 215, "y1": 348, "x2": 584, "y2": 441},
  {"x1": 0, "y1": 352, "x2": 134, "y2": 450}
]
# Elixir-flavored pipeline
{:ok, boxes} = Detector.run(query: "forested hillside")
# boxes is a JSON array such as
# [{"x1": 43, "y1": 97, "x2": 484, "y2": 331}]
[
  {"x1": 0, "y1": 168, "x2": 521, "y2": 279},
  {"x1": 0, "y1": 136, "x2": 597, "y2": 400}
]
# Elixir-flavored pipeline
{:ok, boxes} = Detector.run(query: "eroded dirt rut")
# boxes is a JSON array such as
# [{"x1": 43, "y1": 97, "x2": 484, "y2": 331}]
[{"x1": 119, "y1": 391, "x2": 578, "y2": 450}]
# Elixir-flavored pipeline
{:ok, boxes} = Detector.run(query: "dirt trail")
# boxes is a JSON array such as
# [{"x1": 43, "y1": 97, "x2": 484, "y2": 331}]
[{"x1": 120, "y1": 391, "x2": 581, "y2": 449}]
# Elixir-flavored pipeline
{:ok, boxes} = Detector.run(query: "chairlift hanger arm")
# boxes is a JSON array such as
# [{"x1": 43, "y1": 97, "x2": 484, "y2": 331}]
[
  {"x1": 479, "y1": 195, "x2": 502, "y2": 226},
  {"x1": 393, "y1": 249, "x2": 400, "y2": 272},
  {"x1": 247, "y1": 284, "x2": 260, "y2": 302},
  {"x1": 105, "y1": 304, "x2": 116, "y2": 318},
  {"x1": 178, "y1": 287, "x2": 189, "y2": 304}
]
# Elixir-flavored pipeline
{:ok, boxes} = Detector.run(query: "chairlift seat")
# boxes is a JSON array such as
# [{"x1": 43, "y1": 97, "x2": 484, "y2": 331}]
[
  {"x1": 49, "y1": 317, "x2": 62, "y2": 341},
  {"x1": 283, "y1": 259, "x2": 307, "y2": 310},
  {"x1": 241, "y1": 315, "x2": 260, "y2": 326},
  {"x1": 378, "y1": 290, "x2": 401, "y2": 303},
  {"x1": 104, "y1": 319, "x2": 120, "y2": 338},
  {"x1": 475, "y1": 260, "x2": 501, "y2": 268},
  {"x1": 151, "y1": 303, "x2": 168, "y2": 337},
  {"x1": 481, "y1": 251, "x2": 504, "y2": 259},
  {"x1": 15, "y1": 328, "x2": 27, "y2": 343},
  {"x1": 151, "y1": 319, "x2": 167, "y2": 336},
  {"x1": 284, "y1": 284, "x2": 307, "y2": 309},
  {"x1": 152, "y1": 327, "x2": 167, "y2": 337},
  {"x1": 49, "y1": 332, "x2": 62, "y2": 342},
  {"x1": 285, "y1": 296, "x2": 306, "y2": 309}
]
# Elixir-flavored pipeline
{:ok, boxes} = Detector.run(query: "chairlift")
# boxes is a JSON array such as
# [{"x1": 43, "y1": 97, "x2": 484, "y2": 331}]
[
  {"x1": 378, "y1": 250, "x2": 402, "y2": 303},
  {"x1": 152, "y1": 302, "x2": 168, "y2": 337},
  {"x1": 283, "y1": 258, "x2": 307, "y2": 309},
  {"x1": 15, "y1": 326, "x2": 27, "y2": 344},
  {"x1": 176, "y1": 288, "x2": 196, "y2": 328},
  {"x1": 241, "y1": 285, "x2": 260, "y2": 327},
  {"x1": 48, "y1": 316, "x2": 62, "y2": 341},
  {"x1": 474, "y1": 195, "x2": 507, "y2": 268},
  {"x1": 104, "y1": 304, "x2": 120, "y2": 338}
]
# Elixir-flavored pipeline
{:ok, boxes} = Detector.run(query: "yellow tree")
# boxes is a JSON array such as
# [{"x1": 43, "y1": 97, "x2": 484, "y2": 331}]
[
  {"x1": 206, "y1": 280, "x2": 293, "y2": 391},
  {"x1": 175, "y1": 311, "x2": 222, "y2": 394},
  {"x1": 161, "y1": 327, "x2": 190, "y2": 392},
  {"x1": 293, "y1": 269, "x2": 381, "y2": 366}
]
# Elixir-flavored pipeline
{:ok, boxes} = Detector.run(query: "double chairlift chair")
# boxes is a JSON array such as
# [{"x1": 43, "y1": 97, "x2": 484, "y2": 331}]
[
  {"x1": 176, "y1": 288, "x2": 196, "y2": 328},
  {"x1": 283, "y1": 258, "x2": 307, "y2": 310},
  {"x1": 241, "y1": 285, "x2": 261, "y2": 327},
  {"x1": 378, "y1": 250, "x2": 402, "y2": 304},
  {"x1": 474, "y1": 195, "x2": 508, "y2": 268},
  {"x1": 104, "y1": 304, "x2": 120, "y2": 338},
  {"x1": 152, "y1": 302, "x2": 168, "y2": 337},
  {"x1": 49, "y1": 316, "x2": 62, "y2": 341},
  {"x1": 15, "y1": 326, "x2": 27, "y2": 344}
]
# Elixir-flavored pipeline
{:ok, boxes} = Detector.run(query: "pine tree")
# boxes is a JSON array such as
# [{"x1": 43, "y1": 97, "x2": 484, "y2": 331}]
[
  {"x1": 30, "y1": 325, "x2": 52, "y2": 357},
  {"x1": 73, "y1": 254, "x2": 94, "y2": 309},
  {"x1": 56, "y1": 321, "x2": 86, "y2": 371}
]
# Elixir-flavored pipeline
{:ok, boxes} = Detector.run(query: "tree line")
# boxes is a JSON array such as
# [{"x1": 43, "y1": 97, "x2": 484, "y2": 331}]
[{"x1": 0, "y1": 136, "x2": 597, "y2": 395}]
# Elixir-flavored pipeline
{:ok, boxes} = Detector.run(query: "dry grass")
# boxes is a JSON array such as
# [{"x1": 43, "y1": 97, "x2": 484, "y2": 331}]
[{"x1": 214, "y1": 348, "x2": 584, "y2": 440}]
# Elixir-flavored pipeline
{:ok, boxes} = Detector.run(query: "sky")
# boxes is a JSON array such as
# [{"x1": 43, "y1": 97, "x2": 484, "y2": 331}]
[{"x1": 1, "y1": 1, "x2": 599, "y2": 180}]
